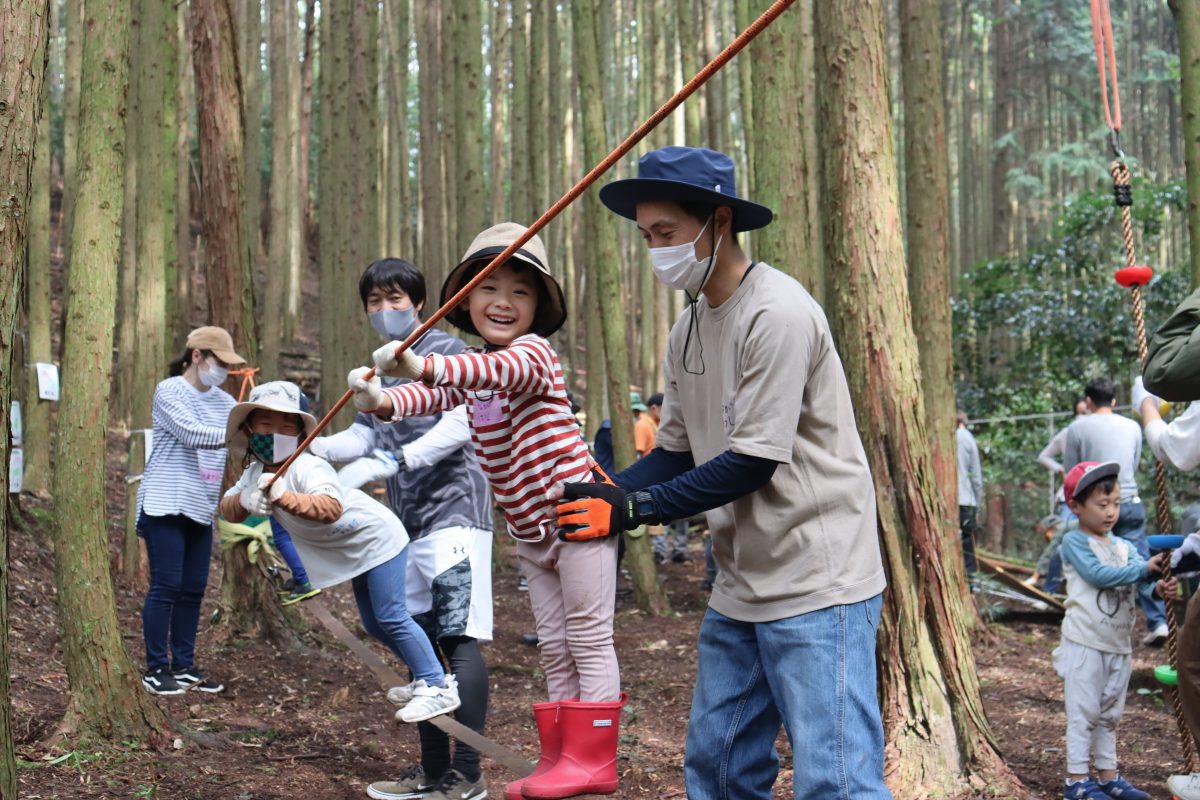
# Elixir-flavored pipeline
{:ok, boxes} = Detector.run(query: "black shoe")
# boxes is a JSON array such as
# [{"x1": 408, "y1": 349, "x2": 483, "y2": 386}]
[
  {"x1": 174, "y1": 666, "x2": 225, "y2": 694},
  {"x1": 653, "y1": 553, "x2": 666, "y2": 564},
  {"x1": 521, "y1": 633, "x2": 539, "y2": 647},
  {"x1": 142, "y1": 667, "x2": 186, "y2": 696},
  {"x1": 672, "y1": 552, "x2": 687, "y2": 564}
]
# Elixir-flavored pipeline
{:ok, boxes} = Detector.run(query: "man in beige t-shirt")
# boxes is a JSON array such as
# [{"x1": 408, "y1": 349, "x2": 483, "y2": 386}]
[{"x1": 552, "y1": 146, "x2": 890, "y2": 800}]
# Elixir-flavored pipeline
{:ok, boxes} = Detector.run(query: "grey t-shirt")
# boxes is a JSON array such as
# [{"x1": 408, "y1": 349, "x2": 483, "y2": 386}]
[
  {"x1": 956, "y1": 426, "x2": 983, "y2": 507},
  {"x1": 1064, "y1": 411, "x2": 1142, "y2": 502},
  {"x1": 655, "y1": 264, "x2": 887, "y2": 623}
]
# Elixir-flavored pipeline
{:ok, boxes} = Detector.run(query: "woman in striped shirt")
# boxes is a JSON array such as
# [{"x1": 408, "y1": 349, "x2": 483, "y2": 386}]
[
  {"x1": 349, "y1": 223, "x2": 626, "y2": 799},
  {"x1": 136, "y1": 326, "x2": 244, "y2": 697}
]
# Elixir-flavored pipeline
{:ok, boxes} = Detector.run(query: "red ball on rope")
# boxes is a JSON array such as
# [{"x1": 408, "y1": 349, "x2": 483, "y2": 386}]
[{"x1": 1115, "y1": 265, "x2": 1153, "y2": 287}]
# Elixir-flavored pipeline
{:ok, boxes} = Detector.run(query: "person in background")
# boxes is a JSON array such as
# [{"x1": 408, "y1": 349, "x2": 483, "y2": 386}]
[
  {"x1": 957, "y1": 410, "x2": 984, "y2": 580},
  {"x1": 1039, "y1": 398, "x2": 1089, "y2": 523},
  {"x1": 1027, "y1": 514, "x2": 1066, "y2": 594},
  {"x1": 1065, "y1": 376, "x2": 1168, "y2": 646},
  {"x1": 137, "y1": 326, "x2": 245, "y2": 696},
  {"x1": 643, "y1": 392, "x2": 689, "y2": 565}
]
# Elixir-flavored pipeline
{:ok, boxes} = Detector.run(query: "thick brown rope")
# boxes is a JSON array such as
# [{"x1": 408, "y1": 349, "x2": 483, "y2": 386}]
[
  {"x1": 267, "y1": 0, "x2": 798, "y2": 485},
  {"x1": 1111, "y1": 159, "x2": 1195, "y2": 771}
]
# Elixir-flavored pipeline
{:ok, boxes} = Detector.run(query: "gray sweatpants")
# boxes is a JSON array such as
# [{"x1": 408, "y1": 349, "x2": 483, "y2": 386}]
[{"x1": 1053, "y1": 638, "x2": 1132, "y2": 774}]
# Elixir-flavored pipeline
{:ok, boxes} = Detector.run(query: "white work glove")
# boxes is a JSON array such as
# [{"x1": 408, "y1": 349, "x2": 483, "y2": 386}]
[
  {"x1": 258, "y1": 472, "x2": 289, "y2": 504},
  {"x1": 1171, "y1": 532, "x2": 1200, "y2": 571},
  {"x1": 336, "y1": 449, "x2": 400, "y2": 490},
  {"x1": 1132, "y1": 376, "x2": 1157, "y2": 414},
  {"x1": 239, "y1": 483, "x2": 273, "y2": 516},
  {"x1": 348, "y1": 367, "x2": 385, "y2": 412},
  {"x1": 372, "y1": 341, "x2": 426, "y2": 381}
]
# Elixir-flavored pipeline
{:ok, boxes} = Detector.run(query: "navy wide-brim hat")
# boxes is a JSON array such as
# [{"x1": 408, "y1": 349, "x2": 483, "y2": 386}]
[{"x1": 599, "y1": 146, "x2": 774, "y2": 233}]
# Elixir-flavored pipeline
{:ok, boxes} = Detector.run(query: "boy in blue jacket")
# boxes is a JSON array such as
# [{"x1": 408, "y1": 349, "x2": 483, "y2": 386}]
[{"x1": 1055, "y1": 461, "x2": 1167, "y2": 800}]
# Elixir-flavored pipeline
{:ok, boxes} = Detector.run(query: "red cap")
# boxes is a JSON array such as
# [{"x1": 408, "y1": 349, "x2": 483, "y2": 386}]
[{"x1": 1063, "y1": 461, "x2": 1121, "y2": 505}]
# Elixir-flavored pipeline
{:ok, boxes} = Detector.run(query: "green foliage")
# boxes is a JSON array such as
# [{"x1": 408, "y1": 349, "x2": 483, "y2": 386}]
[{"x1": 954, "y1": 179, "x2": 1196, "y2": 552}]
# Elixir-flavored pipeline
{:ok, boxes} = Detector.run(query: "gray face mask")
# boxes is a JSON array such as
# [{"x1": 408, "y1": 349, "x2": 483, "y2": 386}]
[{"x1": 369, "y1": 308, "x2": 417, "y2": 340}]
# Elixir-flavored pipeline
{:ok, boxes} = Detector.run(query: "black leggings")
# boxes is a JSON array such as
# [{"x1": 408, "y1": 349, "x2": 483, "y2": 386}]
[{"x1": 418, "y1": 635, "x2": 489, "y2": 782}]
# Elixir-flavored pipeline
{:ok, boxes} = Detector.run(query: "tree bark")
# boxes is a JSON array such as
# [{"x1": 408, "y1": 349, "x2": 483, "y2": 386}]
[
  {"x1": 62, "y1": 0, "x2": 84, "y2": 264},
  {"x1": 53, "y1": 0, "x2": 171, "y2": 742},
  {"x1": 298, "y1": 0, "x2": 315, "y2": 254},
  {"x1": 2, "y1": 1, "x2": 50, "y2": 790},
  {"x1": 456, "y1": 0, "x2": 485, "y2": 239},
  {"x1": 674, "y1": 0, "x2": 701, "y2": 145},
  {"x1": 113, "y1": 8, "x2": 141, "y2": 429},
  {"x1": 749, "y1": 1, "x2": 819, "y2": 298},
  {"x1": 25, "y1": 22, "x2": 53, "y2": 498},
  {"x1": 899, "y1": 0, "x2": 958, "y2": 559},
  {"x1": 132, "y1": 0, "x2": 176, "y2": 431},
  {"x1": 416, "y1": 0, "x2": 445, "y2": 272},
  {"x1": 573, "y1": 0, "x2": 671, "y2": 617},
  {"x1": 990, "y1": 0, "x2": 1014, "y2": 258},
  {"x1": 814, "y1": 1, "x2": 1024, "y2": 794},
  {"x1": 1170, "y1": 0, "x2": 1200, "y2": 290},
  {"x1": 489, "y1": 0, "x2": 509, "y2": 224},
  {"x1": 193, "y1": 0, "x2": 259, "y2": 358},
  {"x1": 383, "y1": 0, "x2": 410, "y2": 256},
  {"x1": 240, "y1": 0, "x2": 263, "y2": 262},
  {"x1": 174, "y1": 0, "x2": 194, "y2": 344},
  {"x1": 509, "y1": 0, "x2": 531, "y2": 223}
]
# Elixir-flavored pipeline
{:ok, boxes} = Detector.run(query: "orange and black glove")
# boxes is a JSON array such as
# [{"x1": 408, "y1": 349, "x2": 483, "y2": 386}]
[{"x1": 557, "y1": 484, "x2": 658, "y2": 542}]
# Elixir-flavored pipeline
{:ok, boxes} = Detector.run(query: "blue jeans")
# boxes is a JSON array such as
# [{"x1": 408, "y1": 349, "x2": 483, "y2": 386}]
[
  {"x1": 684, "y1": 595, "x2": 892, "y2": 800},
  {"x1": 1112, "y1": 499, "x2": 1167, "y2": 630},
  {"x1": 269, "y1": 518, "x2": 310, "y2": 587},
  {"x1": 352, "y1": 549, "x2": 444, "y2": 686},
  {"x1": 140, "y1": 513, "x2": 213, "y2": 672},
  {"x1": 1044, "y1": 549, "x2": 1064, "y2": 594}
]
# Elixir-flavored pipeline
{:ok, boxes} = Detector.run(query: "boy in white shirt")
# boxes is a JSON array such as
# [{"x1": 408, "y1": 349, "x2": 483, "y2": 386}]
[{"x1": 1055, "y1": 461, "x2": 1166, "y2": 800}]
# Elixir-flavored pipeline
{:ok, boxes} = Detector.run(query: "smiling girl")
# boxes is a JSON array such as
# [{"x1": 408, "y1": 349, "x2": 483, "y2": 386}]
[{"x1": 348, "y1": 223, "x2": 626, "y2": 799}]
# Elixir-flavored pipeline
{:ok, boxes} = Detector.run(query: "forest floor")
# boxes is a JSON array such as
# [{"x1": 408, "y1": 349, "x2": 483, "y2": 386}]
[{"x1": 5, "y1": 434, "x2": 1189, "y2": 799}]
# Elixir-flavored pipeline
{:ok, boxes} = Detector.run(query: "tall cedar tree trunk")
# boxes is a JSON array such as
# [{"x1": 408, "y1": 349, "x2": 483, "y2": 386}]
[
  {"x1": 51, "y1": 0, "x2": 170, "y2": 741},
  {"x1": 527, "y1": 0, "x2": 546, "y2": 223},
  {"x1": 263, "y1": 0, "x2": 299, "y2": 376},
  {"x1": 113, "y1": 10, "x2": 141, "y2": 429},
  {"x1": 416, "y1": 1, "x2": 445, "y2": 273},
  {"x1": 2, "y1": 3, "x2": 50, "y2": 789},
  {"x1": 285, "y1": 0, "x2": 303, "y2": 333},
  {"x1": 490, "y1": 0, "x2": 509, "y2": 223},
  {"x1": 674, "y1": 0, "x2": 701, "y2": 145},
  {"x1": 510, "y1": 0, "x2": 531, "y2": 223},
  {"x1": 240, "y1": 0, "x2": 262, "y2": 262},
  {"x1": 25, "y1": 28, "x2": 53, "y2": 498},
  {"x1": 814, "y1": 1, "x2": 1024, "y2": 794},
  {"x1": 132, "y1": 0, "x2": 176, "y2": 431},
  {"x1": 748, "y1": 3, "x2": 819, "y2": 298},
  {"x1": 899, "y1": 0, "x2": 959, "y2": 563},
  {"x1": 1171, "y1": 0, "x2": 1200, "y2": 290},
  {"x1": 456, "y1": 0, "x2": 485, "y2": 239},
  {"x1": 174, "y1": 0, "x2": 194, "y2": 345},
  {"x1": 990, "y1": 0, "x2": 1015, "y2": 257},
  {"x1": 62, "y1": 0, "x2": 83, "y2": 265},
  {"x1": 572, "y1": 0, "x2": 671, "y2": 617},
  {"x1": 193, "y1": 0, "x2": 259, "y2": 358},
  {"x1": 298, "y1": 0, "x2": 316, "y2": 256},
  {"x1": 383, "y1": 0, "x2": 410, "y2": 256}
]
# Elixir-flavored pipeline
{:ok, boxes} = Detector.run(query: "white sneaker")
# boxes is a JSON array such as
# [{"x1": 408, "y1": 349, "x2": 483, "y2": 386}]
[
  {"x1": 1143, "y1": 623, "x2": 1169, "y2": 646},
  {"x1": 1168, "y1": 772, "x2": 1200, "y2": 800},
  {"x1": 396, "y1": 679, "x2": 461, "y2": 723},
  {"x1": 386, "y1": 674, "x2": 456, "y2": 706}
]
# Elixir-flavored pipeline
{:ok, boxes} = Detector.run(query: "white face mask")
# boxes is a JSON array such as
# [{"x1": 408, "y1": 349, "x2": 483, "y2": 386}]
[
  {"x1": 198, "y1": 359, "x2": 228, "y2": 388},
  {"x1": 272, "y1": 433, "x2": 298, "y2": 462},
  {"x1": 648, "y1": 217, "x2": 722, "y2": 299}
]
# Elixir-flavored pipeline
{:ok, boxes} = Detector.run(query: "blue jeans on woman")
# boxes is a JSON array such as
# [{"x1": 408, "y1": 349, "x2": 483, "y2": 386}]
[
  {"x1": 140, "y1": 513, "x2": 213, "y2": 672},
  {"x1": 684, "y1": 594, "x2": 892, "y2": 800},
  {"x1": 352, "y1": 549, "x2": 444, "y2": 686}
]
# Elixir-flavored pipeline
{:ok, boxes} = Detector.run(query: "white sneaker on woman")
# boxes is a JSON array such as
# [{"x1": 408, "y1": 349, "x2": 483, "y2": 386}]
[
  {"x1": 386, "y1": 674, "x2": 456, "y2": 706},
  {"x1": 397, "y1": 679, "x2": 461, "y2": 723},
  {"x1": 1169, "y1": 772, "x2": 1200, "y2": 800}
]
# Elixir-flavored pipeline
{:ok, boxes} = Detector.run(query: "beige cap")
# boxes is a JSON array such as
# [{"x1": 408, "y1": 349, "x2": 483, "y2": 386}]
[
  {"x1": 186, "y1": 326, "x2": 246, "y2": 365},
  {"x1": 438, "y1": 222, "x2": 566, "y2": 338}
]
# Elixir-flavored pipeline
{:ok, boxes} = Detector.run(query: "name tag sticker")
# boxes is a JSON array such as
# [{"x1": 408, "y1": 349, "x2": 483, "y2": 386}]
[
  {"x1": 199, "y1": 467, "x2": 223, "y2": 483},
  {"x1": 474, "y1": 395, "x2": 505, "y2": 427},
  {"x1": 593, "y1": 720, "x2": 612, "y2": 727}
]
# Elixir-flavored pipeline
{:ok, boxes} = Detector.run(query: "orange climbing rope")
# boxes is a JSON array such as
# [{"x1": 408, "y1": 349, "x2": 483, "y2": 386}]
[
  {"x1": 1090, "y1": 0, "x2": 1194, "y2": 771},
  {"x1": 266, "y1": 0, "x2": 799, "y2": 486},
  {"x1": 229, "y1": 367, "x2": 259, "y2": 402}
]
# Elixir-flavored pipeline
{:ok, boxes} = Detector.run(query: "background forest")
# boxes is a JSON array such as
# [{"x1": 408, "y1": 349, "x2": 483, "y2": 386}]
[{"x1": 4, "y1": 0, "x2": 1200, "y2": 798}]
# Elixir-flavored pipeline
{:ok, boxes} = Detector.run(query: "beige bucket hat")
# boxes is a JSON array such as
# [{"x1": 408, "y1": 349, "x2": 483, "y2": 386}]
[
  {"x1": 225, "y1": 381, "x2": 318, "y2": 458},
  {"x1": 439, "y1": 222, "x2": 567, "y2": 338}
]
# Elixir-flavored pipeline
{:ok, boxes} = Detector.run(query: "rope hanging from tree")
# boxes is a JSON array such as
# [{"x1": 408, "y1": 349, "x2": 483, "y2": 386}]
[
  {"x1": 266, "y1": 0, "x2": 799, "y2": 486},
  {"x1": 1091, "y1": 0, "x2": 1194, "y2": 771}
]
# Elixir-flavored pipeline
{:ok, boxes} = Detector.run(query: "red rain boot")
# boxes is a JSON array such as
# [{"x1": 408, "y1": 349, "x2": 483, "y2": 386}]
[
  {"x1": 505, "y1": 701, "x2": 564, "y2": 800},
  {"x1": 520, "y1": 693, "x2": 627, "y2": 799}
]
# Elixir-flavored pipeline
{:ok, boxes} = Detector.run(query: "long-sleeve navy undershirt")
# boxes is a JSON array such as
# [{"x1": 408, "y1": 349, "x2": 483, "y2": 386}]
[{"x1": 613, "y1": 446, "x2": 779, "y2": 523}]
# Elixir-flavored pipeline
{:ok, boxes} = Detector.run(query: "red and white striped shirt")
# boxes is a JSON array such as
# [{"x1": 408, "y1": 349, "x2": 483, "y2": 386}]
[{"x1": 382, "y1": 334, "x2": 593, "y2": 541}]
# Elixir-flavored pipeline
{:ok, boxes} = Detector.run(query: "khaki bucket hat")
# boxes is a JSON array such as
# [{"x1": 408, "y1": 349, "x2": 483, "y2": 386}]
[
  {"x1": 185, "y1": 326, "x2": 246, "y2": 365},
  {"x1": 225, "y1": 381, "x2": 318, "y2": 458},
  {"x1": 439, "y1": 222, "x2": 567, "y2": 338}
]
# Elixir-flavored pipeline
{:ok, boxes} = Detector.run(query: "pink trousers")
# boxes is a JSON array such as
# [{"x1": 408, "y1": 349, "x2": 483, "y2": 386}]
[{"x1": 517, "y1": 534, "x2": 620, "y2": 702}]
